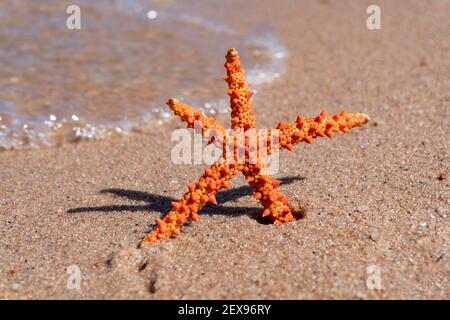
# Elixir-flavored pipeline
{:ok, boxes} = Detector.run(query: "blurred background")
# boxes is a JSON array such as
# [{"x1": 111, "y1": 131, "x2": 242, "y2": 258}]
[{"x1": 0, "y1": 0, "x2": 287, "y2": 149}]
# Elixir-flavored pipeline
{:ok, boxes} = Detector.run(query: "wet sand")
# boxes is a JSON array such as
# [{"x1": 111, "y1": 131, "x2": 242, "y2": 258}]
[{"x1": 0, "y1": 0, "x2": 449, "y2": 299}]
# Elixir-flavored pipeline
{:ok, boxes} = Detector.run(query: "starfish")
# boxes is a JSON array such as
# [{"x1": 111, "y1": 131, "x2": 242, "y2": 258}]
[{"x1": 141, "y1": 48, "x2": 370, "y2": 245}]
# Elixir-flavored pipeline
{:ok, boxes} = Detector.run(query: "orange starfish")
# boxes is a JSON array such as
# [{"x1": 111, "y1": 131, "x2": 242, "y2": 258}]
[{"x1": 141, "y1": 48, "x2": 370, "y2": 246}]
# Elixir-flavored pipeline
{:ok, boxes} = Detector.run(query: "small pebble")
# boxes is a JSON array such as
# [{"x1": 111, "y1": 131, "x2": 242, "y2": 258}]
[
  {"x1": 420, "y1": 222, "x2": 427, "y2": 228},
  {"x1": 356, "y1": 205, "x2": 369, "y2": 213},
  {"x1": 436, "y1": 206, "x2": 447, "y2": 218},
  {"x1": 11, "y1": 283, "x2": 20, "y2": 290},
  {"x1": 437, "y1": 173, "x2": 447, "y2": 181},
  {"x1": 360, "y1": 139, "x2": 370, "y2": 149},
  {"x1": 369, "y1": 228, "x2": 381, "y2": 242}
]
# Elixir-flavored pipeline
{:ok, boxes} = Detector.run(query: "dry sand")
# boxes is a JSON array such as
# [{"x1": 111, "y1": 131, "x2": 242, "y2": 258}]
[{"x1": 0, "y1": 0, "x2": 449, "y2": 299}]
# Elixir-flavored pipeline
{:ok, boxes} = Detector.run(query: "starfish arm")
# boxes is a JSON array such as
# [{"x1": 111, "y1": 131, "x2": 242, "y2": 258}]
[
  {"x1": 167, "y1": 98, "x2": 226, "y2": 139},
  {"x1": 141, "y1": 161, "x2": 240, "y2": 245},
  {"x1": 276, "y1": 111, "x2": 370, "y2": 151},
  {"x1": 224, "y1": 48, "x2": 256, "y2": 130},
  {"x1": 138, "y1": 48, "x2": 372, "y2": 245},
  {"x1": 242, "y1": 164, "x2": 302, "y2": 224}
]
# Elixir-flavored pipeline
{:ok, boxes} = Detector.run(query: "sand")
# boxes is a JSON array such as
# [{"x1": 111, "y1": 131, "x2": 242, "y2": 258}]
[{"x1": 0, "y1": 0, "x2": 448, "y2": 299}]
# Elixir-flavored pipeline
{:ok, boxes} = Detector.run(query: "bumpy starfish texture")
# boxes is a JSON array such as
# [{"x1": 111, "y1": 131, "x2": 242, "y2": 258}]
[{"x1": 141, "y1": 48, "x2": 370, "y2": 245}]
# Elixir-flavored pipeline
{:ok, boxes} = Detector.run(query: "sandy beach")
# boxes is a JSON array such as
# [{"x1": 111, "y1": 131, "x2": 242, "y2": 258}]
[{"x1": 0, "y1": 0, "x2": 449, "y2": 299}]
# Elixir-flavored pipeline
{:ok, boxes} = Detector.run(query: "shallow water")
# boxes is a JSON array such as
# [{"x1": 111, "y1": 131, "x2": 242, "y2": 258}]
[{"x1": 0, "y1": 0, "x2": 286, "y2": 150}]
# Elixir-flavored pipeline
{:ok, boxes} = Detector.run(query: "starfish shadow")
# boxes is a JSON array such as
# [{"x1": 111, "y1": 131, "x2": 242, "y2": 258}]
[{"x1": 67, "y1": 176, "x2": 304, "y2": 222}]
